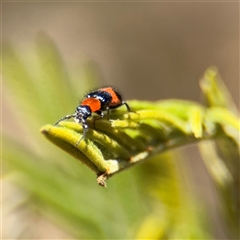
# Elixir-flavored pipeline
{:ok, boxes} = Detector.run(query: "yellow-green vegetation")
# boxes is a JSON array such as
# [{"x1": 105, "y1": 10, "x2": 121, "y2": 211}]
[{"x1": 3, "y1": 35, "x2": 239, "y2": 239}]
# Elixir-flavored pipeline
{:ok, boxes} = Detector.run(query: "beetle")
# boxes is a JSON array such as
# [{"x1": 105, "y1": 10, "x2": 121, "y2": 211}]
[{"x1": 54, "y1": 87, "x2": 131, "y2": 145}]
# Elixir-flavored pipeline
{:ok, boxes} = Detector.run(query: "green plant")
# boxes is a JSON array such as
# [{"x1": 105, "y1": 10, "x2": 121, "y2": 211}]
[{"x1": 3, "y1": 35, "x2": 239, "y2": 239}]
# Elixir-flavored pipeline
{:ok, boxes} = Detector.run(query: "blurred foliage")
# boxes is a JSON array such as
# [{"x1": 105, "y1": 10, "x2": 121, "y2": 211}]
[
  {"x1": 199, "y1": 68, "x2": 240, "y2": 238},
  {"x1": 2, "y1": 34, "x2": 239, "y2": 239}
]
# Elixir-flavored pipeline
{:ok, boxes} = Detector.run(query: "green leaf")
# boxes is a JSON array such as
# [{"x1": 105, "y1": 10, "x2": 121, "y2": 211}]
[{"x1": 41, "y1": 97, "x2": 239, "y2": 189}]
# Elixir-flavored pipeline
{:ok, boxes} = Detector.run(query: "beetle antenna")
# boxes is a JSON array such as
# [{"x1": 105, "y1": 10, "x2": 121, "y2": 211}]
[{"x1": 54, "y1": 113, "x2": 76, "y2": 126}]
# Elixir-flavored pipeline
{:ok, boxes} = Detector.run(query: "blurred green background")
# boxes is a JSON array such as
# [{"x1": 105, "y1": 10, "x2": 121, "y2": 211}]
[{"x1": 2, "y1": 2, "x2": 239, "y2": 239}]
